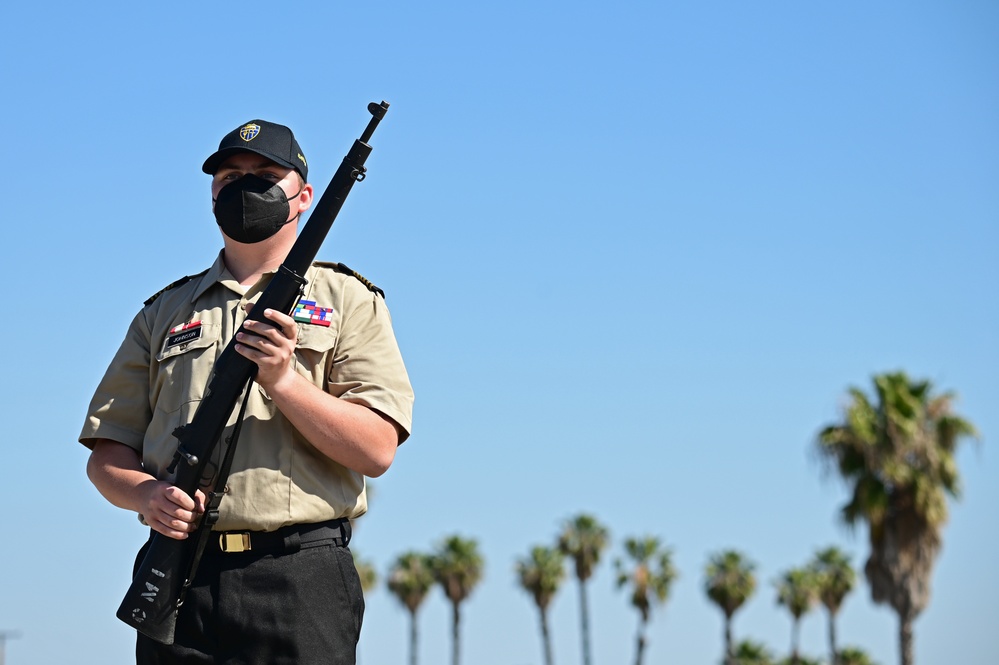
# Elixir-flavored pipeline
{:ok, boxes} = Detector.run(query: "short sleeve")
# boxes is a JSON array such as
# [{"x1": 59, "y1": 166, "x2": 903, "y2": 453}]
[
  {"x1": 328, "y1": 282, "x2": 414, "y2": 443},
  {"x1": 79, "y1": 309, "x2": 154, "y2": 451}
]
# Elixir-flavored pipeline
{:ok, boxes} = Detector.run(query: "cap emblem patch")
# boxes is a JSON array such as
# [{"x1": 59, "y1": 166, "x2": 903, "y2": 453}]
[{"x1": 239, "y1": 123, "x2": 261, "y2": 142}]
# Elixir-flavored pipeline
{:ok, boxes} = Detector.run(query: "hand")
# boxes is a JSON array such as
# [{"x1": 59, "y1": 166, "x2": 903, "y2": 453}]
[
  {"x1": 235, "y1": 305, "x2": 298, "y2": 391},
  {"x1": 141, "y1": 481, "x2": 207, "y2": 540}
]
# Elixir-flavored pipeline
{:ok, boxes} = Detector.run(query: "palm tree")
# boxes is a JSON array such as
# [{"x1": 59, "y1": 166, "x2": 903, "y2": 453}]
[
  {"x1": 431, "y1": 535, "x2": 484, "y2": 665},
  {"x1": 516, "y1": 545, "x2": 566, "y2": 665},
  {"x1": 817, "y1": 372, "x2": 978, "y2": 665},
  {"x1": 705, "y1": 550, "x2": 757, "y2": 665},
  {"x1": 614, "y1": 536, "x2": 678, "y2": 665},
  {"x1": 777, "y1": 656, "x2": 822, "y2": 665},
  {"x1": 558, "y1": 514, "x2": 609, "y2": 665},
  {"x1": 838, "y1": 646, "x2": 880, "y2": 665},
  {"x1": 729, "y1": 639, "x2": 775, "y2": 665},
  {"x1": 352, "y1": 550, "x2": 378, "y2": 594},
  {"x1": 773, "y1": 567, "x2": 818, "y2": 665},
  {"x1": 809, "y1": 546, "x2": 856, "y2": 665},
  {"x1": 387, "y1": 551, "x2": 436, "y2": 665}
]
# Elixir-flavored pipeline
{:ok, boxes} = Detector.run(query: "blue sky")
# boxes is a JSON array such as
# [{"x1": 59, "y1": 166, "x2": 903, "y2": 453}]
[{"x1": 0, "y1": 1, "x2": 996, "y2": 664}]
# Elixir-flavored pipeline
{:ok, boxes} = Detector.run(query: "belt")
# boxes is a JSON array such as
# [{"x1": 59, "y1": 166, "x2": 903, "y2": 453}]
[{"x1": 210, "y1": 518, "x2": 351, "y2": 555}]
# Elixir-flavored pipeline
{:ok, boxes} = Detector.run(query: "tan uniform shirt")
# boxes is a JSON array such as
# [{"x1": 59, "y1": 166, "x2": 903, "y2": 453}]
[{"x1": 80, "y1": 253, "x2": 414, "y2": 531}]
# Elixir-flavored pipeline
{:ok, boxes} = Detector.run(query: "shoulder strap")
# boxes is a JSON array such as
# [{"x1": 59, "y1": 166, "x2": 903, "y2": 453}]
[
  {"x1": 144, "y1": 269, "x2": 210, "y2": 307},
  {"x1": 314, "y1": 261, "x2": 386, "y2": 299}
]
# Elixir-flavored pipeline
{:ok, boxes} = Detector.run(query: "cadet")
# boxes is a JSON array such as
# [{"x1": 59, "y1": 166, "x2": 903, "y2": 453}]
[{"x1": 80, "y1": 118, "x2": 414, "y2": 664}]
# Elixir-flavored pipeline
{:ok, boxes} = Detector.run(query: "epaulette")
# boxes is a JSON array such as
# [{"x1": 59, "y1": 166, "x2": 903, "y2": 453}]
[
  {"x1": 144, "y1": 269, "x2": 209, "y2": 307},
  {"x1": 314, "y1": 261, "x2": 386, "y2": 299}
]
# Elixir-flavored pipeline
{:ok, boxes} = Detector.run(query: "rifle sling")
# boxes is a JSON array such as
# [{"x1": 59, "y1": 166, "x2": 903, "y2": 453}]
[{"x1": 177, "y1": 378, "x2": 255, "y2": 608}]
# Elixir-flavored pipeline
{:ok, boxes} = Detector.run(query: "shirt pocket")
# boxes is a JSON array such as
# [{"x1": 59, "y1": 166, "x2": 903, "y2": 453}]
[
  {"x1": 153, "y1": 323, "x2": 222, "y2": 413},
  {"x1": 294, "y1": 323, "x2": 339, "y2": 388}
]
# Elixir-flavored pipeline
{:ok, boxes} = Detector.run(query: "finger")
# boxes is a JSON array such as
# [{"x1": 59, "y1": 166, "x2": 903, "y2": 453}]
[
  {"x1": 161, "y1": 514, "x2": 195, "y2": 534},
  {"x1": 169, "y1": 497, "x2": 205, "y2": 525},
  {"x1": 194, "y1": 489, "x2": 208, "y2": 513},
  {"x1": 235, "y1": 337, "x2": 287, "y2": 365},
  {"x1": 152, "y1": 525, "x2": 189, "y2": 540},
  {"x1": 152, "y1": 517, "x2": 193, "y2": 540},
  {"x1": 240, "y1": 320, "x2": 289, "y2": 346},
  {"x1": 156, "y1": 499, "x2": 198, "y2": 525},
  {"x1": 241, "y1": 303, "x2": 289, "y2": 337},
  {"x1": 163, "y1": 485, "x2": 196, "y2": 511},
  {"x1": 262, "y1": 308, "x2": 298, "y2": 340},
  {"x1": 147, "y1": 503, "x2": 196, "y2": 538},
  {"x1": 235, "y1": 331, "x2": 266, "y2": 353},
  {"x1": 234, "y1": 341, "x2": 266, "y2": 364},
  {"x1": 261, "y1": 307, "x2": 294, "y2": 326},
  {"x1": 239, "y1": 328, "x2": 295, "y2": 357}
]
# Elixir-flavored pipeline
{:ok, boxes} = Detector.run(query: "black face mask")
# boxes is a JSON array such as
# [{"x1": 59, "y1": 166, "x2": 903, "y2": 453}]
[{"x1": 213, "y1": 174, "x2": 302, "y2": 244}]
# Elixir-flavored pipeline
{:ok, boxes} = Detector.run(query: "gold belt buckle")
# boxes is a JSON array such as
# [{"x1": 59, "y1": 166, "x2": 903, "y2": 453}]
[{"x1": 219, "y1": 532, "x2": 251, "y2": 553}]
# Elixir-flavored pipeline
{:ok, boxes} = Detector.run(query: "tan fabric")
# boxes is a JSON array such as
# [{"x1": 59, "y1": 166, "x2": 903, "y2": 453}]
[{"x1": 80, "y1": 252, "x2": 414, "y2": 530}]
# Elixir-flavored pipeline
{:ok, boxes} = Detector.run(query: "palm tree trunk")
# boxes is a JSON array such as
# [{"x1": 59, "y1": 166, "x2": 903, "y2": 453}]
[
  {"x1": 634, "y1": 616, "x2": 648, "y2": 665},
  {"x1": 724, "y1": 615, "x2": 733, "y2": 665},
  {"x1": 899, "y1": 611, "x2": 914, "y2": 665},
  {"x1": 539, "y1": 607, "x2": 554, "y2": 665},
  {"x1": 828, "y1": 611, "x2": 838, "y2": 665},
  {"x1": 791, "y1": 616, "x2": 800, "y2": 665},
  {"x1": 579, "y1": 578, "x2": 593, "y2": 665},
  {"x1": 409, "y1": 609, "x2": 418, "y2": 665},
  {"x1": 451, "y1": 601, "x2": 461, "y2": 665}
]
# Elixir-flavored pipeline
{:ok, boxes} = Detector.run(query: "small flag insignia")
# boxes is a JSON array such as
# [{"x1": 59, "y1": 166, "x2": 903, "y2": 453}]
[
  {"x1": 169, "y1": 321, "x2": 202, "y2": 334},
  {"x1": 293, "y1": 300, "x2": 334, "y2": 327}
]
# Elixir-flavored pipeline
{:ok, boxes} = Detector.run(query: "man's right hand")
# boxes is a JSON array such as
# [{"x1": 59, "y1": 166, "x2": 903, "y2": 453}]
[
  {"x1": 140, "y1": 481, "x2": 207, "y2": 540},
  {"x1": 87, "y1": 439, "x2": 206, "y2": 540}
]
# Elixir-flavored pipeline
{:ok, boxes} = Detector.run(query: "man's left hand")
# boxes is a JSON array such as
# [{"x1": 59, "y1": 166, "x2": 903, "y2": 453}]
[{"x1": 235, "y1": 305, "x2": 298, "y2": 390}]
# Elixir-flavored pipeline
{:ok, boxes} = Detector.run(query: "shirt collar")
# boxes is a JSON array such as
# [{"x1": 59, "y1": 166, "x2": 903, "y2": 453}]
[
  {"x1": 189, "y1": 251, "x2": 230, "y2": 302},
  {"x1": 189, "y1": 250, "x2": 293, "y2": 302}
]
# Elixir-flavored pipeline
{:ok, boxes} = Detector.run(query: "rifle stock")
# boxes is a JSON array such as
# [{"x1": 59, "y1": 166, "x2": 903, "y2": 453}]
[{"x1": 116, "y1": 101, "x2": 390, "y2": 644}]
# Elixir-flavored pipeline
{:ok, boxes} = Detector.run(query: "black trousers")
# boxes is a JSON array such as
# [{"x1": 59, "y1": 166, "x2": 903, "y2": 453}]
[{"x1": 134, "y1": 527, "x2": 364, "y2": 664}]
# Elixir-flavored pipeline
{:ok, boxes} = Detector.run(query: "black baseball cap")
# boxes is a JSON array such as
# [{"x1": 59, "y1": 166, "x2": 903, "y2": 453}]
[{"x1": 202, "y1": 119, "x2": 308, "y2": 181}]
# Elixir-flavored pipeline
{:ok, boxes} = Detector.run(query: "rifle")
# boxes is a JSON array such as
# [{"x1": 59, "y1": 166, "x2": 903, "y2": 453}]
[{"x1": 116, "y1": 101, "x2": 390, "y2": 644}]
